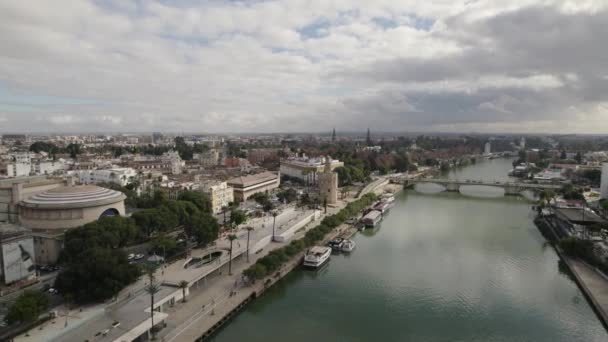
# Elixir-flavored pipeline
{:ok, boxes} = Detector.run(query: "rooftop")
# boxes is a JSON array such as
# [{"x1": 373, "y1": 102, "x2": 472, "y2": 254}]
[
  {"x1": 53, "y1": 285, "x2": 176, "y2": 342},
  {"x1": 20, "y1": 185, "x2": 126, "y2": 209},
  {"x1": 227, "y1": 171, "x2": 278, "y2": 187},
  {"x1": 554, "y1": 207, "x2": 606, "y2": 225}
]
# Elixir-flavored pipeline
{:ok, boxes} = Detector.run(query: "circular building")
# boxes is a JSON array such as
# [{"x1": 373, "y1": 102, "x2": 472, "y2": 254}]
[
  {"x1": 18, "y1": 185, "x2": 126, "y2": 265},
  {"x1": 19, "y1": 185, "x2": 126, "y2": 230}
]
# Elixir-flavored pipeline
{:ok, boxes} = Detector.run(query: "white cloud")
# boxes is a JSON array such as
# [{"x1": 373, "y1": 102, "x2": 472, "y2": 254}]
[{"x1": 0, "y1": 0, "x2": 606, "y2": 133}]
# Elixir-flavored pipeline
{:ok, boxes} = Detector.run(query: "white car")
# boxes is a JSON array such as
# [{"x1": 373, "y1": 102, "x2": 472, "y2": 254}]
[
  {"x1": 134, "y1": 253, "x2": 145, "y2": 260},
  {"x1": 127, "y1": 253, "x2": 135, "y2": 260}
]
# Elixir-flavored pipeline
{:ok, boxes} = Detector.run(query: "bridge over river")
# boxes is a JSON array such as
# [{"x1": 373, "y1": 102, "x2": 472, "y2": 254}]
[{"x1": 395, "y1": 177, "x2": 562, "y2": 196}]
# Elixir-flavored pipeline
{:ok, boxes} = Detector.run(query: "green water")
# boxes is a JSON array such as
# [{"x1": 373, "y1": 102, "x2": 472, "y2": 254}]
[{"x1": 211, "y1": 159, "x2": 608, "y2": 342}]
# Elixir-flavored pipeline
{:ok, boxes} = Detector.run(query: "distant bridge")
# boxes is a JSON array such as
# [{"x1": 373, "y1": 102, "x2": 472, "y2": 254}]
[{"x1": 395, "y1": 177, "x2": 562, "y2": 196}]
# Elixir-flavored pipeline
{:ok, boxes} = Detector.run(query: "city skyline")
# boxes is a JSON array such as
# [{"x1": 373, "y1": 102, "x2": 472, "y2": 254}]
[{"x1": 0, "y1": 1, "x2": 607, "y2": 133}]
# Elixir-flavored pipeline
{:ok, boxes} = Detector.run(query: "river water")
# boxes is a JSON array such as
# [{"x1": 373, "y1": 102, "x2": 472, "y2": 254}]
[{"x1": 211, "y1": 158, "x2": 608, "y2": 342}]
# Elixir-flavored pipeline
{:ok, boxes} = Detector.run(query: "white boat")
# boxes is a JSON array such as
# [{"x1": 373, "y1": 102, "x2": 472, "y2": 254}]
[
  {"x1": 341, "y1": 239, "x2": 356, "y2": 252},
  {"x1": 303, "y1": 246, "x2": 331, "y2": 268},
  {"x1": 382, "y1": 194, "x2": 395, "y2": 204}
]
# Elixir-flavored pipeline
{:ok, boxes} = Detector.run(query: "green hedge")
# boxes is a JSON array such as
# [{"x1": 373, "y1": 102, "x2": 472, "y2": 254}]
[{"x1": 243, "y1": 193, "x2": 377, "y2": 280}]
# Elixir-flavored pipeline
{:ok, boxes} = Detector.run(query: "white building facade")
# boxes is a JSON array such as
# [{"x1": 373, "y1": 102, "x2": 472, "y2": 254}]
[
  {"x1": 68, "y1": 167, "x2": 138, "y2": 186},
  {"x1": 201, "y1": 181, "x2": 234, "y2": 214},
  {"x1": 280, "y1": 156, "x2": 343, "y2": 185}
]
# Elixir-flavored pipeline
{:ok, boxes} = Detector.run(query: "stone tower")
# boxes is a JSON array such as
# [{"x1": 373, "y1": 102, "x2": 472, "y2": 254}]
[{"x1": 318, "y1": 156, "x2": 338, "y2": 205}]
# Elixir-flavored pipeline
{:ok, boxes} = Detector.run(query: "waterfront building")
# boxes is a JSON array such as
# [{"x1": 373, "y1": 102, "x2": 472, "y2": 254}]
[
  {"x1": 601, "y1": 163, "x2": 608, "y2": 199},
  {"x1": 0, "y1": 223, "x2": 36, "y2": 285},
  {"x1": 280, "y1": 155, "x2": 343, "y2": 185},
  {"x1": 227, "y1": 171, "x2": 280, "y2": 202},
  {"x1": 201, "y1": 180, "x2": 234, "y2": 214},
  {"x1": 318, "y1": 158, "x2": 338, "y2": 205},
  {"x1": 484, "y1": 142, "x2": 491, "y2": 155}
]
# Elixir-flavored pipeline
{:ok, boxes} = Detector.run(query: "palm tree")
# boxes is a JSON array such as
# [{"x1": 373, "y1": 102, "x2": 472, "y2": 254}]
[
  {"x1": 245, "y1": 226, "x2": 254, "y2": 263},
  {"x1": 271, "y1": 211, "x2": 278, "y2": 242},
  {"x1": 145, "y1": 283, "x2": 161, "y2": 340},
  {"x1": 227, "y1": 234, "x2": 238, "y2": 275},
  {"x1": 144, "y1": 262, "x2": 160, "y2": 340},
  {"x1": 178, "y1": 280, "x2": 188, "y2": 303}
]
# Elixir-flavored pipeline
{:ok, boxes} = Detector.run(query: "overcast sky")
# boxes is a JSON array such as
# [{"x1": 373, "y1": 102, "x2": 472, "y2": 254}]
[{"x1": 0, "y1": 0, "x2": 607, "y2": 134}]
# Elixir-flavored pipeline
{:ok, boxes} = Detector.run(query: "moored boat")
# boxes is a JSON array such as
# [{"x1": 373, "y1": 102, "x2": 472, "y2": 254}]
[
  {"x1": 341, "y1": 239, "x2": 356, "y2": 252},
  {"x1": 362, "y1": 210, "x2": 382, "y2": 227},
  {"x1": 328, "y1": 237, "x2": 344, "y2": 251},
  {"x1": 303, "y1": 246, "x2": 331, "y2": 268}
]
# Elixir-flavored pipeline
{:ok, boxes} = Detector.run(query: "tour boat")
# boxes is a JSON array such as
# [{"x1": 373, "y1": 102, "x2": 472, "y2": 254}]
[
  {"x1": 373, "y1": 201, "x2": 391, "y2": 214},
  {"x1": 328, "y1": 237, "x2": 344, "y2": 251},
  {"x1": 341, "y1": 239, "x2": 356, "y2": 252},
  {"x1": 303, "y1": 246, "x2": 332, "y2": 268},
  {"x1": 362, "y1": 210, "x2": 382, "y2": 228}
]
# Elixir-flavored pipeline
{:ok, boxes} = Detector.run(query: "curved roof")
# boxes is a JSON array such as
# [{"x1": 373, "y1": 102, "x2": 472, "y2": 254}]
[{"x1": 21, "y1": 185, "x2": 126, "y2": 209}]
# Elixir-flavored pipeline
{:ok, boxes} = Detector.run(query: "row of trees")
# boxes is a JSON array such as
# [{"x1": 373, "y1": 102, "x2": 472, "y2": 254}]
[
  {"x1": 243, "y1": 193, "x2": 377, "y2": 280},
  {"x1": 174, "y1": 136, "x2": 210, "y2": 161},
  {"x1": 29, "y1": 141, "x2": 82, "y2": 159}
]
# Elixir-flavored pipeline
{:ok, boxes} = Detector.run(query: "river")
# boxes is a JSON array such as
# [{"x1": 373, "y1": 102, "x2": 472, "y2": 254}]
[{"x1": 210, "y1": 158, "x2": 608, "y2": 342}]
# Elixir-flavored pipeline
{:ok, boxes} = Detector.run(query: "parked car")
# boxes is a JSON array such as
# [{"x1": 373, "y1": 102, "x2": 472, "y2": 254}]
[
  {"x1": 134, "y1": 253, "x2": 145, "y2": 260},
  {"x1": 127, "y1": 253, "x2": 135, "y2": 260}
]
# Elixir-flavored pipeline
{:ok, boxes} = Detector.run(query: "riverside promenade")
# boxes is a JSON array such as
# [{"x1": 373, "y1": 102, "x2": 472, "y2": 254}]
[
  {"x1": 562, "y1": 256, "x2": 608, "y2": 330},
  {"x1": 157, "y1": 200, "x2": 353, "y2": 341}
]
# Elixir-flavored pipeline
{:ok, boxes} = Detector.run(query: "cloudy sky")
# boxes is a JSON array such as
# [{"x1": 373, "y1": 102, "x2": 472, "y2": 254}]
[{"x1": 0, "y1": 0, "x2": 607, "y2": 133}]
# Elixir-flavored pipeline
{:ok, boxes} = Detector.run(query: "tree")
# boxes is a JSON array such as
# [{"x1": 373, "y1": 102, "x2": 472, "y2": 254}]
[
  {"x1": 230, "y1": 209, "x2": 247, "y2": 227},
  {"x1": 65, "y1": 143, "x2": 81, "y2": 159},
  {"x1": 179, "y1": 280, "x2": 189, "y2": 303},
  {"x1": 227, "y1": 234, "x2": 238, "y2": 275},
  {"x1": 575, "y1": 152, "x2": 583, "y2": 164},
  {"x1": 145, "y1": 282, "x2": 161, "y2": 340},
  {"x1": 4, "y1": 290, "x2": 50, "y2": 325},
  {"x1": 29, "y1": 141, "x2": 58, "y2": 154},
  {"x1": 560, "y1": 150, "x2": 567, "y2": 159},
  {"x1": 150, "y1": 235, "x2": 178, "y2": 258},
  {"x1": 245, "y1": 226, "x2": 254, "y2": 263},
  {"x1": 221, "y1": 205, "x2": 229, "y2": 225},
  {"x1": 277, "y1": 188, "x2": 297, "y2": 204},
  {"x1": 178, "y1": 191, "x2": 212, "y2": 213},
  {"x1": 131, "y1": 206, "x2": 179, "y2": 238},
  {"x1": 186, "y1": 212, "x2": 220, "y2": 247},
  {"x1": 271, "y1": 211, "x2": 278, "y2": 242},
  {"x1": 55, "y1": 248, "x2": 140, "y2": 303}
]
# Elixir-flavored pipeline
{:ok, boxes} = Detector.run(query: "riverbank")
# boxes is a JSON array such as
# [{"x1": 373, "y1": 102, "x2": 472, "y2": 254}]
[{"x1": 535, "y1": 216, "x2": 608, "y2": 331}]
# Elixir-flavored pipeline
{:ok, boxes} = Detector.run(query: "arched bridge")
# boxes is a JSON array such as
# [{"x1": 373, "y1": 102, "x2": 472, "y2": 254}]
[{"x1": 397, "y1": 178, "x2": 562, "y2": 196}]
